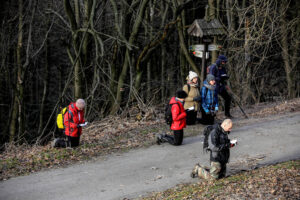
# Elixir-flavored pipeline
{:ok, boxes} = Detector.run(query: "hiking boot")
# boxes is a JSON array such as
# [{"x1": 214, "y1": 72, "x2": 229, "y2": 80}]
[
  {"x1": 51, "y1": 138, "x2": 59, "y2": 148},
  {"x1": 191, "y1": 163, "x2": 200, "y2": 178},
  {"x1": 190, "y1": 171, "x2": 196, "y2": 178},
  {"x1": 156, "y1": 133, "x2": 162, "y2": 145}
]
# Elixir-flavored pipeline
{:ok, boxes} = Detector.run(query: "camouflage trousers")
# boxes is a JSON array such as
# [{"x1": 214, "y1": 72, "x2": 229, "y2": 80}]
[{"x1": 191, "y1": 161, "x2": 226, "y2": 180}]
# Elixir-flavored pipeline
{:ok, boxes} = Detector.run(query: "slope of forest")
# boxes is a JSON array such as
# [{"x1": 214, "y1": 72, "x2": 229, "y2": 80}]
[{"x1": 0, "y1": 98, "x2": 300, "y2": 181}]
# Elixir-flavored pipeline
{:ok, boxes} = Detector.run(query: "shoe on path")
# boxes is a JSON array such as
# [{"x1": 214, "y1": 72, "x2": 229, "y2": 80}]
[{"x1": 156, "y1": 133, "x2": 162, "y2": 145}]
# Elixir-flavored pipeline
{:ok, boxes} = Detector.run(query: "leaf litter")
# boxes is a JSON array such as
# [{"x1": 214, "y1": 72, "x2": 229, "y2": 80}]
[{"x1": 140, "y1": 160, "x2": 300, "y2": 200}]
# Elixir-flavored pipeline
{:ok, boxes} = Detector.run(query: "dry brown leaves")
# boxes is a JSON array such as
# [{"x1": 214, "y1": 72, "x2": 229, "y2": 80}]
[
  {"x1": 248, "y1": 98, "x2": 300, "y2": 117},
  {"x1": 142, "y1": 160, "x2": 300, "y2": 200}
]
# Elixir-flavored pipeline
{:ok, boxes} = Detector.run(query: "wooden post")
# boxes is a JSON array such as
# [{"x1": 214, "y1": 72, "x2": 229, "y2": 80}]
[{"x1": 201, "y1": 43, "x2": 207, "y2": 84}]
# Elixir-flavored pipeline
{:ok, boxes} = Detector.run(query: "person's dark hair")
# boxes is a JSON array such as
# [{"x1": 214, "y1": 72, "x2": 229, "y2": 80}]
[{"x1": 176, "y1": 90, "x2": 188, "y2": 99}]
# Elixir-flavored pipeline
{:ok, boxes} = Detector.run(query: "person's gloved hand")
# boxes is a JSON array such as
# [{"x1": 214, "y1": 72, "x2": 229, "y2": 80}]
[
  {"x1": 77, "y1": 124, "x2": 80, "y2": 128},
  {"x1": 193, "y1": 96, "x2": 201, "y2": 102}
]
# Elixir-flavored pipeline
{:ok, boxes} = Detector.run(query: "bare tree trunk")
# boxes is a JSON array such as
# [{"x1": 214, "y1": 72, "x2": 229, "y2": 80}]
[
  {"x1": 38, "y1": 8, "x2": 51, "y2": 135},
  {"x1": 64, "y1": 0, "x2": 82, "y2": 99},
  {"x1": 38, "y1": 42, "x2": 49, "y2": 135},
  {"x1": 160, "y1": 1, "x2": 169, "y2": 101},
  {"x1": 146, "y1": 0, "x2": 156, "y2": 101},
  {"x1": 9, "y1": 0, "x2": 24, "y2": 142},
  {"x1": 9, "y1": 0, "x2": 35, "y2": 142},
  {"x1": 172, "y1": 0, "x2": 200, "y2": 77},
  {"x1": 177, "y1": 18, "x2": 200, "y2": 76},
  {"x1": 9, "y1": 96, "x2": 18, "y2": 143},
  {"x1": 178, "y1": 0, "x2": 187, "y2": 82},
  {"x1": 209, "y1": 0, "x2": 217, "y2": 63},
  {"x1": 83, "y1": 0, "x2": 91, "y2": 65},
  {"x1": 280, "y1": 1, "x2": 296, "y2": 99},
  {"x1": 74, "y1": 0, "x2": 80, "y2": 27},
  {"x1": 110, "y1": 0, "x2": 150, "y2": 114}
]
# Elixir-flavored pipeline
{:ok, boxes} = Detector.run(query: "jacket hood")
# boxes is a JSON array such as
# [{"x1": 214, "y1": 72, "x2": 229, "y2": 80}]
[
  {"x1": 169, "y1": 97, "x2": 178, "y2": 104},
  {"x1": 203, "y1": 80, "x2": 216, "y2": 91},
  {"x1": 69, "y1": 102, "x2": 83, "y2": 112},
  {"x1": 169, "y1": 97, "x2": 184, "y2": 105},
  {"x1": 216, "y1": 55, "x2": 228, "y2": 66}
]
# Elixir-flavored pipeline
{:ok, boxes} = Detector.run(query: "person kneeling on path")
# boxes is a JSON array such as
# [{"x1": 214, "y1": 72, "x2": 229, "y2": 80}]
[
  {"x1": 191, "y1": 119, "x2": 237, "y2": 180},
  {"x1": 157, "y1": 90, "x2": 187, "y2": 146},
  {"x1": 199, "y1": 74, "x2": 218, "y2": 125},
  {"x1": 64, "y1": 99, "x2": 87, "y2": 147}
]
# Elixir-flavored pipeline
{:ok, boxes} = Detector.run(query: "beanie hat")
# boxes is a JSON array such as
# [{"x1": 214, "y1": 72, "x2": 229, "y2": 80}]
[
  {"x1": 216, "y1": 55, "x2": 228, "y2": 66},
  {"x1": 206, "y1": 74, "x2": 215, "y2": 83},
  {"x1": 176, "y1": 90, "x2": 188, "y2": 99},
  {"x1": 188, "y1": 71, "x2": 198, "y2": 81},
  {"x1": 218, "y1": 55, "x2": 228, "y2": 62}
]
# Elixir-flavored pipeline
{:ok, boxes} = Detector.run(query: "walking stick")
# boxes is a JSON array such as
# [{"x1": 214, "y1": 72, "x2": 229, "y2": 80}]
[
  {"x1": 231, "y1": 95, "x2": 248, "y2": 118},
  {"x1": 229, "y1": 91, "x2": 248, "y2": 119},
  {"x1": 225, "y1": 86, "x2": 248, "y2": 119}
]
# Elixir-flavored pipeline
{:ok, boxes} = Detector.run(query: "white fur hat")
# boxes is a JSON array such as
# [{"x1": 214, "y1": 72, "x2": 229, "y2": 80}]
[{"x1": 188, "y1": 71, "x2": 198, "y2": 81}]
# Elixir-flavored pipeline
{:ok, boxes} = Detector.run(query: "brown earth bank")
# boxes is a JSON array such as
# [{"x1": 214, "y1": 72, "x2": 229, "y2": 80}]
[
  {"x1": 0, "y1": 98, "x2": 300, "y2": 180},
  {"x1": 139, "y1": 160, "x2": 300, "y2": 200}
]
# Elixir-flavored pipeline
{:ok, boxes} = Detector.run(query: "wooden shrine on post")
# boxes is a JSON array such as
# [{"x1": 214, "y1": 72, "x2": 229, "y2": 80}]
[{"x1": 187, "y1": 18, "x2": 226, "y2": 83}]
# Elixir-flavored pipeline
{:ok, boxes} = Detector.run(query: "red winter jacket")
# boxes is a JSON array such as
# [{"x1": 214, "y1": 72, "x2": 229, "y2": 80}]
[
  {"x1": 64, "y1": 102, "x2": 85, "y2": 137},
  {"x1": 170, "y1": 97, "x2": 187, "y2": 130}
]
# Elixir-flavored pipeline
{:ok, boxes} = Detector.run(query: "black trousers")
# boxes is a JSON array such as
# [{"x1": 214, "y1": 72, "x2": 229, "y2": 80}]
[
  {"x1": 162, "y1": 130, "x2": 183, "y2": 146},
  {"x1": 200, "y1": 107, "x2": 215, "y2": 125},
  {"x1": 219, "y1": 89, "x2": 231, "y2": 116},
  {"x1": 218, "y1": 163, "x2": 227, "y2": 179},
  {"x1": 185, "y1": 110, "x2": 197, "y2": 125},
  {"x1": 67, "y1": 136, "x2": 80, "y2": 147}
]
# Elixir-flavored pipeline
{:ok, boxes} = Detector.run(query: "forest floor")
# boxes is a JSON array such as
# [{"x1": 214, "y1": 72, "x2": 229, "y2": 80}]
[{"x1": 0, "y1": 98, "x2": 300, "y2": 181}]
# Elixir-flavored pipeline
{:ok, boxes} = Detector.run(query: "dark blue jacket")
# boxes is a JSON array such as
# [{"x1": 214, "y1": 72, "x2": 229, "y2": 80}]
[
  {"x1": 201, "y1": 81, "x2": 219, "y2": 113},
  {"x1": 209, "y1": 64, "x2": 229, "y2": 93}
]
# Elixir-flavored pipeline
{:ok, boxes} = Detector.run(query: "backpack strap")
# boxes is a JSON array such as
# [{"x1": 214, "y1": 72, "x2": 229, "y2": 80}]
[
  {"x1": 67, "y1": 105, "x2": 75, "y2": 138},
  {"x1": 184, "y1": 84, "x2": 191, "y2": 94},
  {"x1": 66, "y1": 104, "x2": 74, "y2": 122},
  {"x1": 68, "y1": 110, "x2": 74, "y2": 122}
]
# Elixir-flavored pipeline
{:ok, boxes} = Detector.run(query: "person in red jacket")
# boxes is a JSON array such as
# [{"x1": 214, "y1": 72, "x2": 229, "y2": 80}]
[
  {"x1": 157, "y1": 90, "x2": 188, "y2": 146},
  {"x1": 64, "y1": 99, "x2": 86, "y2": 147}
]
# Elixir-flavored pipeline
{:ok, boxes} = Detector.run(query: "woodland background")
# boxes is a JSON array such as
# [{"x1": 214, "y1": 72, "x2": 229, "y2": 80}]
[{"x1": 0, "y1": 0, "x2": 299, "y2": 146}]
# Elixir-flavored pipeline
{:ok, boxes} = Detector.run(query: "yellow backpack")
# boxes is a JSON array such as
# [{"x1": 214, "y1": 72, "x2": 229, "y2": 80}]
[{"x1": 56, "y1": 107, "x2": 68, "y2": 129}]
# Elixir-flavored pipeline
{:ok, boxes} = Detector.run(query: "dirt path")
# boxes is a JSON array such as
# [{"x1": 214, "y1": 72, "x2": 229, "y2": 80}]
[{"x1": 1, "y1": 112, "x2": 300, "y2": 200}]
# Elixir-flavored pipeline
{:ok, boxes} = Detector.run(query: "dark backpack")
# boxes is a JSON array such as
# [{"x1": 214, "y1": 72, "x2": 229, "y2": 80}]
[
  {"x1": 51, "y1": 138, "x2": 67, "y2": 148},
  {"x1": 203, "y1": 123, "x2": 219, "y2": 152},
  {"x1": 165, "y1": 102, "x2": 179, "y2": 125}
]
